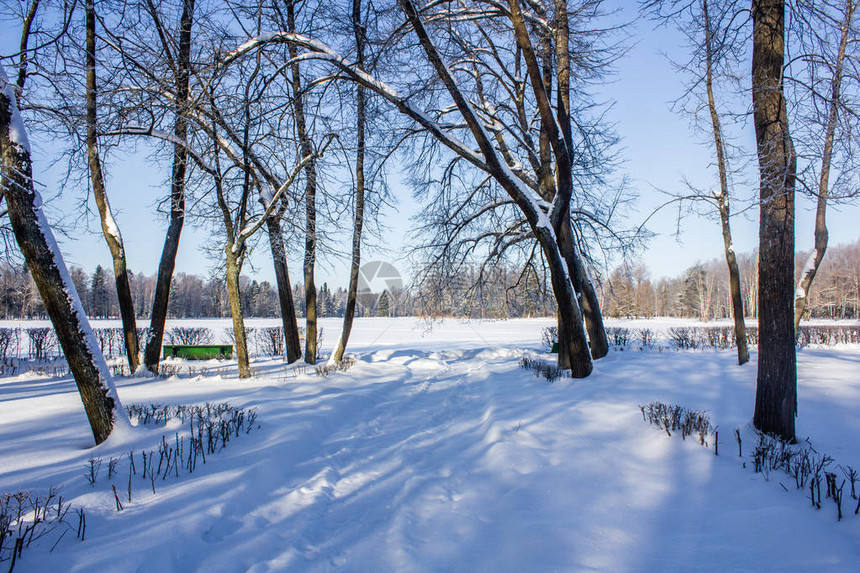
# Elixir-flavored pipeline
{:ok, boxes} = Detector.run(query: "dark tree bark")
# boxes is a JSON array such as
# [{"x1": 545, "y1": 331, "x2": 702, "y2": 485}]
[
  {"x1": 1, "y1": 70, "x2": 119, "y2": 445},
  {"x1": 266, "y1": 213, "x2": 302, "y2": 363},
  {"x1": 752, "y1": 0, "x2": 797, "y2": 441},
  {"x1": 402, "y1": 0, "x2": 592, "y2": 375},
  {"x1": 286, "y1": 0, "x2": 319, "y2": 364},
  {"x1": 559, "y1": 215, "x2": 608, "y2": 359},
  {"x1": 331, "y1": 0, "x2": 367, "y2": 364},
  {"x1": 508, "y1": 0, "x2": 594, "y2": 371},
  {"x1": 15, "y1": 0, "x2": 40, "y2": 96},
  {"x1": 144, "y1": 0, "x2": 195, "y2": 373},
  {"x1": 534, "y1": 7, "x2": 607, "y2": 361},
  {"x1": 703, "y1": 0, "x2": 749, "y2": 365},
  {"x1": 85, "y1": 0, "x2": 140, "y2": 372}
]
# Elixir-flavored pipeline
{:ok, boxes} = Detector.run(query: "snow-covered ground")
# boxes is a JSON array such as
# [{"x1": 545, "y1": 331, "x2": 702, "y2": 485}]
[{"x1": 1, "y1": 317, "x2": 859, "y2": 572}]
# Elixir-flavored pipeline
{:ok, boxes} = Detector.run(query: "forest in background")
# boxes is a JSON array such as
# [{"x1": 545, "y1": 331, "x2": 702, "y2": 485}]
[{"x1": 2, "y1": 240, "x2": 857, "y2": 321}]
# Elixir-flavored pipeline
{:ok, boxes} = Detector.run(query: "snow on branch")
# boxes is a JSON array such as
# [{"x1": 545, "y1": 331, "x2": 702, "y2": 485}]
[
  {"x1": 102, "y1": 126, "x2": 217, "y2": 175},
  {"x1": 220, "y1": 32, "x2": 490, "y2": 174}
]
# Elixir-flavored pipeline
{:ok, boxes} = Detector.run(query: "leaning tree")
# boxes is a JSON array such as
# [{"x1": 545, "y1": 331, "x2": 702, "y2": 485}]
[
  {"x1": 2, "y1": 62, "x2": 125, "y2": 445},
  {"x1": 224, "y1": 0, "x2": 628, "y2": 375}
]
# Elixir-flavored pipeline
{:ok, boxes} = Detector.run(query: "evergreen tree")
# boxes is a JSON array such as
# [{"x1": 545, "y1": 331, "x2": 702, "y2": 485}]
[
  {"x1": 377, "y1": 290, "x2": 390, "y2": 317},
  {"x1": 69, "y1": 266, "x2": 91, "y2": 316},
  {"x1": 90, "y1": 265, "x2": 110, "y2": 318}
]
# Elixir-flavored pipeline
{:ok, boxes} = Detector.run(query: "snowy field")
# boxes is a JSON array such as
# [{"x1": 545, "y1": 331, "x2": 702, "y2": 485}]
[{"x1": 1, "y1": 317, "x2": 859, "y2": 572}]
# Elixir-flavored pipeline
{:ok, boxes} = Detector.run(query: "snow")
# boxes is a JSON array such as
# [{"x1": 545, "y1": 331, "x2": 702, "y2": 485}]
[
  {"x1": 796, "y1": 249, "x2": 819, "y2": 298},
  {"x1": 0, "y1": 65, "x2": 31, "y2": 154},
  {"x1": 2, "y1": 317, "x2": 859, "y2": 571},
  {"x1": 102, "y1": 199, "x2": 123, "y2": 245}
]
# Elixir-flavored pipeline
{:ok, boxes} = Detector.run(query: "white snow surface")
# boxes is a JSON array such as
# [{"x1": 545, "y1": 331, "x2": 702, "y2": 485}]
[{"x1": 2, "y1": 317, "x2": 859, "y2": 572}]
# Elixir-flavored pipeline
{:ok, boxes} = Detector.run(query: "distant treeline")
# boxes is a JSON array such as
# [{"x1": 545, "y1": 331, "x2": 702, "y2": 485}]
[
  {"x1": 0, "y1": 261, "x2": 558, "y2": 320},
  {"x1": 600, "y1": 241, "x2": 860, "y2": 321},
  {"x1": 0, "y1": 264, "x2": 414, "y2": 320},
  {"x1": 2, "y1": 241, "x2": 858, "y2": 322}
]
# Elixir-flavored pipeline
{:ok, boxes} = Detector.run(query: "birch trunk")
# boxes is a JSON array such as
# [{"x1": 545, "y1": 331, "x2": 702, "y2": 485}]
[{"x1": 752, "y1": 0, "x2": 797, "y2": 442}]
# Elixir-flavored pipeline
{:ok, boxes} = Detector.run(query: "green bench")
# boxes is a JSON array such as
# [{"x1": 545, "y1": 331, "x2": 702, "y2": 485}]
[{"x1": 162, "y1": 344, "x2": 234, "y2": 360}]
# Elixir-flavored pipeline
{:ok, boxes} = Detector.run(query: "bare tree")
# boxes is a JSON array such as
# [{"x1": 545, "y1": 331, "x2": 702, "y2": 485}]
[
  {"x1": 143, "y1": 0, "x2": 196, "y2": 373},
  {"x1": 85, "y1": 0, "x2": 140, "y2": 371},
  {"x1": 330, "y1": 0, "x2": 368, "y2": 365},
  {"x1": 645, "y1": 0, "x2": 751, "y2": 363},
  {"x1": 791, "y1": 0, "x2": 858, "y2": 329},
  {"x1": 752, "y1": 0, "x2": 797, "y2": 441},
  {"x1": 283, "y1": 0, "x2": 321, "y2": 364},
  {"x1": 1, "y1": 63, "x2": 123, "y2": 444},
  {"x1": 702, "y1": 0, "x2": 750, "y2": 361}
]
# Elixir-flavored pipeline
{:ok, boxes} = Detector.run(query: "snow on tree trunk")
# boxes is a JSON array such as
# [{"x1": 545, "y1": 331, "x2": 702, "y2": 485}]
[
  {"x1": 559, "y1": 213, "x2": 608, "y2": 359},
  {"x1": 1, "y1": 68, "x2": 126, "y2": 445},
  {"x1": 86, "y1": 0, "x2": 140, "y2": 372}
]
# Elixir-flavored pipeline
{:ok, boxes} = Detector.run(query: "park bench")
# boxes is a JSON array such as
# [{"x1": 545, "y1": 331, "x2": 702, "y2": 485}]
[{"x1": 162, "y1": 344, "x2": 234, "y2": 360}]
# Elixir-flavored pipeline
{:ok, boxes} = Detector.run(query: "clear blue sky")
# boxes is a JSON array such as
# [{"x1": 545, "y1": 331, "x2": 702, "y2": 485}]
[{"x1": 3, "y1": 3, "x2": 858, "y2": 289}]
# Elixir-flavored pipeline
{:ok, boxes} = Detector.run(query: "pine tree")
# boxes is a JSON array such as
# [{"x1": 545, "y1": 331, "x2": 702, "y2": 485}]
[
  {"x1": 90, "y1": 265, "x2": 109, "y2": 318},
  {"x1": 377, "y1": 290, "x2": 390, "y2": 317}
]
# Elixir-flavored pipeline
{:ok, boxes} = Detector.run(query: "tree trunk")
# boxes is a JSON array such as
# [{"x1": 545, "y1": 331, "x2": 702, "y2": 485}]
[
  {"x1": 85, "y1": 0, "x2": 139, "y2": 372},
  {"x1": 558, "y1": 214, "x2": 608, "y2": 359},
  {"x1": 752, "y1": 0, "x2": 797, "y2": 442},
  {"x1": 537, "y1": 226, "x2": 592, "y2": 377},
  {"x1": 331, "y1": 0, "x2": 367, "y2": 365},
  {"x1": 287, "y1": 0, "x2": 318, "y2": 364},
  {"x1": 718, "y1": 204, "x2": 750, "y2": 364},
  {"x1": 704, "y1": 0, "x2": 749, "y2": 365},
  {"x1": 225, "y1": 248, "x2": 251, "y2": 378},
  {"x1": 266, "y1": 215, "x2": 302, "y2": 363},
  {"x1": 144, "y1": 0, "x2": 195, "y2": 373},
  {"x1": 1, "y1": 70, "x2": 122, "y2": 445},
  {"x1": 15, "y1": 0, "x2": 40, "y2": 96},
  {"x1": 794, "y1": 1, "x2": 854, "y2": 331}
]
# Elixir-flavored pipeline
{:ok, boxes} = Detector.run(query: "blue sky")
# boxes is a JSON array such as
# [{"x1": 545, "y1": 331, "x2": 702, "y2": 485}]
[{"x1": 3, "y1": 2, "x2": 859, "y2": 290}]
